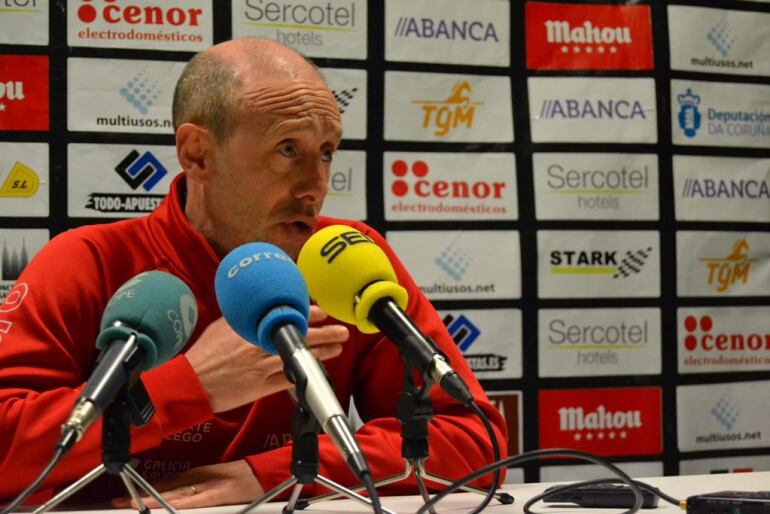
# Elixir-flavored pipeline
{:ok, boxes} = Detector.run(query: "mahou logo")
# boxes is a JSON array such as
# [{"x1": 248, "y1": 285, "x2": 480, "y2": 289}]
[
  {"x1": 526, "y1": 2, "x2": 653, "y2": 70},
  {"x1": 411, "y1": 80, "x2": 483, "y2": 137},
  {"x1": 539, "y1": 387, "x2": 661, "y2": 456},
  {"x1": 699, "y1": 239, "x2": 757, "y2": 294},
  {"x1": 0, "y1": 55, "x2": 49, "y2": 131}
]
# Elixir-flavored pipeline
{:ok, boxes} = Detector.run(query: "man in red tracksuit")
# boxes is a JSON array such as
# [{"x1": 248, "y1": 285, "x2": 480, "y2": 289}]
[{"x1": 0, "y1": 38, "x2": 506, "y2": 509}]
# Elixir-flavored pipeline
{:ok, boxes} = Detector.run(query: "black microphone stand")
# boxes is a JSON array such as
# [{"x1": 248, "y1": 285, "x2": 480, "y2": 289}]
[
  {"x1": 32, "y1": 383, "x2": 177, "y2": 514},
  {"x1": 236, "y1": 404, "x2": 395, "y2": 514},
  {"x1": 296, "y1": 353, "x2": 514, "y2": 513}
]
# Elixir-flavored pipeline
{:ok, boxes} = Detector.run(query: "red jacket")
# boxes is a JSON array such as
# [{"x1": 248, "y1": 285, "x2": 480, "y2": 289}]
[{"x1": 0, "y1": 174, "x2": 506, "y2": 503}]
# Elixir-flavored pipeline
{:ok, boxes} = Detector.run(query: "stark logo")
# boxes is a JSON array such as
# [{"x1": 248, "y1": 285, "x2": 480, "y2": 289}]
[
  {"x1": 699, "y1": 238, "x2": 757, "y2": 293},
  {"x1": 332, "y1": 87, "x2": 358, "y2": 114},
  {"x1": 411, "y1": 80, "x2": 483, "y2": 137},
  {"x1": 115, "y1": 150, "x2": 167, "y2": 191},
  {"x1": 0, "y1": 55, "x2": 49, "y2": 131}
]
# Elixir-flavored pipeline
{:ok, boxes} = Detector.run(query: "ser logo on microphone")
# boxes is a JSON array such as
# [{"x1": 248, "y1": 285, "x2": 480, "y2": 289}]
[{"x1": 320, "y1": 230, "x2": 373, "y2": 264}]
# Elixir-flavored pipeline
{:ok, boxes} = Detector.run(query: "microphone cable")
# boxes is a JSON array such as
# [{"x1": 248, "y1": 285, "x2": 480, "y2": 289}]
[
  {"x1": 416, "y1": 448, "x2": 652, "y2": 514},
  {"x1": 464, "y1": 400, "x2": 503, "y2": 514},
  {"x1": 360, "y1": 470, "x2": 384, "y2": 514},
  {"x1": 0, "y1": 445, "x2": 65, "y2": 514}
]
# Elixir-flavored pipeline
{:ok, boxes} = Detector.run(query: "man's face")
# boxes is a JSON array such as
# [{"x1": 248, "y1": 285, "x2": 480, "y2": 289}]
[{"x1": 206, "y1": 78, "x2": 342, "y2": 259}]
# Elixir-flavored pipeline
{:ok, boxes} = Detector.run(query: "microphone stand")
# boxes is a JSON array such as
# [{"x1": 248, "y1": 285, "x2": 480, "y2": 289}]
[
  {"x1": 237, "y1": 404, "x2": 395, "y2": 514},
  {"x1": 296, "y1": 359, "x2": 514, "y2": 513},
  {"x1": 33, "y1": 383, "x2": 178, "y2": 514}
]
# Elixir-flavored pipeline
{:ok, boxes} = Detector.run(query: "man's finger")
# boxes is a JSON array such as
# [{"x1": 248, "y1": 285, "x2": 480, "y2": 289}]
[
  {"x1": 308, "y1": 305, "x2": 328, "y2": 324},
  {"x1": 306, "y1": 325, "x2": 349, "y2": 346},
  {"x1": 310, "y1": 343, "x2": 343, "y2": 361}
]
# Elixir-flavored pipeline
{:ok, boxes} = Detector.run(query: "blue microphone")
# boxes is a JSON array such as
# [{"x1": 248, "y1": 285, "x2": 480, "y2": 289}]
[{"x1": 215, "y1": 242, "x2": 371, "y2": 481}]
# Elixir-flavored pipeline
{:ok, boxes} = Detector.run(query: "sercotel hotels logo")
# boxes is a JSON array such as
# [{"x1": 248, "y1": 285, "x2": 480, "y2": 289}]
[
  {"x1": 412, "y1": 80, "x2": 483, "y2": 137},
  {"x1": 699, "y1": 239, "x2": 757, "y2": 293},
  {"x1": 546, "y1": 316, "x2": 649, "y2": 366},
  {"x1": 550, "y1": 247, "x2": 653, "y2": 279},
  {"x1": 75, "y1": 0, "x2": 204, "y2": 27},
  {"x1": 677, "y1": 88, "x2": 701, "y2": 138},
  {"x1": 683, "y1": 315, "x2": 770, "y2": 355},
  {"x1": 539, "y1": 97, "x2": 647, "y2": 120},
  {"x1": 393, "y1": 16, "x2": 499, "y2": 43}
]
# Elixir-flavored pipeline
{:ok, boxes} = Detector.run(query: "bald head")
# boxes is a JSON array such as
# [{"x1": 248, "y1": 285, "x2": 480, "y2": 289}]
[{"x1": 172, "y1": 38, "x2": 327, "y2": 143}]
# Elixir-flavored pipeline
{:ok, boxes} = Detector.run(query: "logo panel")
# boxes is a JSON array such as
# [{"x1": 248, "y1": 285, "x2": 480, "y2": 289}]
[
  {"x1": 539, "y1": 387, "x2": 662, "y2": 457},
  {"x1": 232, "y1": 0, "x2": 367, "y2": 59},
  {"x1": 0, "y1": 1, "x2": 49, "y2": 45},
  {"x1": 538, "y1": 230, "x2": 660, "y2": 299},
  {"x1": 487, "y1": 391, "x2": 522, "y2": 458},
  {"x1": 384, "y1": 71, "x2": 513, "y2": 142},
  {"x1": 526, "y1": 2, "x2": 653, "y2": 70},
  {"x1": 386, "y1": 230, "x2": 520, "y2": 300},
  {"x1": 0, "y1": 55, "x2": 48, "y2": 131},
  {"x1": 677, "y1": 381, "x2": 770, "y2": 452},
  {"x1": 0, "y1": 142, "x2": 48, "y2": 217},
  {"x1": 0, "y1": 229, "x2": 49, "y2": 301},
  {"x1": 678, "y1": 307, "x2": 770, "y2": 373},
  {"x1": 320, "y1": 67, "x2": 366, "y2": 140},
  {"x1": 674, "y1": 155, "x2": 770, "y2": 223},
  {"x1": 677, "y1": 231, "x2": 770, "y2": 297},
  {"x1": 440, "y1": 309, "x2": 522, "y2": 380},
  {"x1": 385, "y1": 0, "x2": 509, "y2": 67},
  {"x1": 539, "y1": 308, "x2": 661, "y2": 377},
  {"x1": 384, "y1": 152, "x2": 517, "y2": 221},
  {"x1": 319, "y1": 150, "x2": 366, "y2": 221},
  {"x1": 67, "y1": 0, "x2": 212, "y2": 51},
  {"x1": 533, "y1": 153, "x2": 658, "y2": 220},
  {"x1": 672, "y1": 79, "x2": 770, "y2": 149},
  {"x1": 669, "y1": 6, "x2": 770, "y2": 77},
  {"x1": 68, "y1": 58, "x2": 183, "y2": 134},
  {"x1": 529, "y1": 77, "x2": 657, "y2": 143},
  {"x1": 680, "y1": 455, "x2": 770, "y2": 475},
  {"x1": 68, "y1": 143, "x2": 177, "y2": 218}
]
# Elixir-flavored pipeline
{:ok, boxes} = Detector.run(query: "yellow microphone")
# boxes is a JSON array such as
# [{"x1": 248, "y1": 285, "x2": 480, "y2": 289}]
[{"x1": 298, "y1": 225, "x2": 473, "y2": 406}]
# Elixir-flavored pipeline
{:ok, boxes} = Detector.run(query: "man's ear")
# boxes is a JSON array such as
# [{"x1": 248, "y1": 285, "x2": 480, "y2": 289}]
[{"x1": 176, "y1": 123, "x2": 216, "y2": 182}]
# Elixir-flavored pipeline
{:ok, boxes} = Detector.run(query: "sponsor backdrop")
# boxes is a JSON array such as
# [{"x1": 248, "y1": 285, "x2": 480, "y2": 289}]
[{"x1": 1, "y1": 0, "x2": 769, "y2": 483}]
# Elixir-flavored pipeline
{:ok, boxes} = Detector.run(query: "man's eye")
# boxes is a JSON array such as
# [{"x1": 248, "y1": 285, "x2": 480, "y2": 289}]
[
  {"x1": 280, "y1": 145, "x2": 295, "y2": 157},
  {"x1": 321, "y1": 149, "x2": 334, "y2": 162}
]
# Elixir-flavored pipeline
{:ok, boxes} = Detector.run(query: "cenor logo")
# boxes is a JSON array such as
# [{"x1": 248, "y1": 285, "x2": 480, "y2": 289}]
[
  {"x1": 390, "y1": 159, "x2": 505, "y2": 200},
  {"x1": 115, "y1": 149, "x2": 167, "y2": 191},
  {"x1": 411, "y1": 80, "x2": 483, "y2": 137},
  {"x1": 677, "y1": 88, "x2": 702, "y2": 138},
  {"x1": 682, "y1": 314, "x2": 770, "y2": 353},
  {"x1": 76, "y1": 0, "x2": 203, "y2": 27},
  {"x1": 699, "y1": 239, "x2": 757, "y2": 293}
]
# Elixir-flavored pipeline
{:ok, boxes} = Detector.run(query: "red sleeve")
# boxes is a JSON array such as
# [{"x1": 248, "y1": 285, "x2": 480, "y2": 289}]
[
  {"x1": 246, "y1": 221, "x2": 507, "y2": 496},
  {"x1": 0, "y1": 231, "x2": 213, "y2": 502}
]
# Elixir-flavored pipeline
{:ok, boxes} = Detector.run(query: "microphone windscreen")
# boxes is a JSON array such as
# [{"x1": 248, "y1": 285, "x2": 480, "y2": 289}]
[
  {"x1": 215, "y1": 242, "x2": 309, "y2": 354},
  {"x1": 97, "y1": 271, "x2": 198, "y2": 370},
  {"x1": 297, "y1": 225, "x2": 408, "y2": 334}
]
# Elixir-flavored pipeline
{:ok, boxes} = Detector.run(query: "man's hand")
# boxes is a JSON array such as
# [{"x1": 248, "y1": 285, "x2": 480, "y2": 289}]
[
  {"x1": 112, "y1": 460, "x2": 261, "y2": 509},
  {"x1": 186, "y1": 305, "x2": 348, "y2": 413}
]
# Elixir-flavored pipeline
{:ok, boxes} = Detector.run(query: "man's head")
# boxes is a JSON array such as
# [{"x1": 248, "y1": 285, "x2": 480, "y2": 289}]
[{"x1": 174, "y1": 38, "x2": 342, "y2": 260}]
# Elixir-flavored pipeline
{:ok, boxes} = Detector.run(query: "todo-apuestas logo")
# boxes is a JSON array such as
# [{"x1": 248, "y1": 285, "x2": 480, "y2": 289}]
[
  {"x1": 550, "y1": 247, "x2": 653, "y2": 279},
  {"x1": 435, "y1": 240, "x2": 472, "y2": 281},
  {"x1": 711, "y1": 397, "x2": 741, "y2": 431},
  {"x1": 119, "y1": 67, "x2": 162, "y2": 115},
  {"x1": 86, "y1": 150, "x2": 167, "y2": 214},
  {"x1": 0, "y1": 161, "x2": 40, "y2": 198},
  {"x1": 699, "y1": 238, "x2": 758, "y2": 294},
  {"x1": 411, "y1": 80, "x2": 483, "y2": 137},
  {"x1": 677, "y1": 88, "x2": 702, "y2": 138},
  {"x1": 442, "y1": 313, "x2": 507, "y2": 373},
  {"x1": 393, "y1": 16, "x2": 499, "y2": 43}
]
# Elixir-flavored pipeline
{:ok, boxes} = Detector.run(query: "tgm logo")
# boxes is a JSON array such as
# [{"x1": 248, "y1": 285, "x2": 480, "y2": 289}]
[
  {"x1": 115, "y1": 150, "x2": 167, "y2": 191},
  {"x1": 550, "y1": 247, "x2": 653, "y2": 279},
  {"x1": 711, "y1": 397, "x2": 741, "y2": 431},
  {"x1": 412, "y1": 80, "x2": 483, "y2": 137},
  {"x1": 393, "y1": 16, "x2": 499, "y2": 43},
  {"x1": 0, "y1": 162, "x2": 39, "y2": 198},
  {"x1": 0, "y1": 55, "x2": 49, "y2": 131},
  {"x1": 435, "y1": 240, "x2": 472, "y2": 281},
  {"x1": 699, "y1": 239, "x2": 757, "y2": 294},
  {"x1": 677, "y1": 88, "x2": 702, "y2": 138},
  {"x1": 526, "y1": 2, "x2": 653, "y2": 70},
  {"x1": 539, "y1": 97, "x2": 646, "y2": 120}
]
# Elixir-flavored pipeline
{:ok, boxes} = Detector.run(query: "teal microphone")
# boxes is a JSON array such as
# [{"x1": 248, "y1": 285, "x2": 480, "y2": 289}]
[{"x1": 61, "y1": 271, "x2": 198, "y2": 447}]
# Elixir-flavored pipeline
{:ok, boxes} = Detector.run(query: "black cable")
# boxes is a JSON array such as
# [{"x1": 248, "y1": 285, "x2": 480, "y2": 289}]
[
  {"x1": 0, "y1": 446, "x2": 66, "y2": 514},
  {"x1": 360, "y1": 471, "x2": 384, "y2": 514},
  {"x1": 415, "y1": 448, "x2": 646, "y2": 514},
  {"x1": 464, "y1": 400, "x2": 502, "y2": 514},
  {"x1": 523, "y1": 476, "x2": 682, "y2": 514}
]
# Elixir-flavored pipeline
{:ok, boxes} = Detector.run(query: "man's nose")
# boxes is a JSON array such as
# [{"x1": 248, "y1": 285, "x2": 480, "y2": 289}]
[{"x1": 293, "y1": 160, "x2": 328, "y2": 204}]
